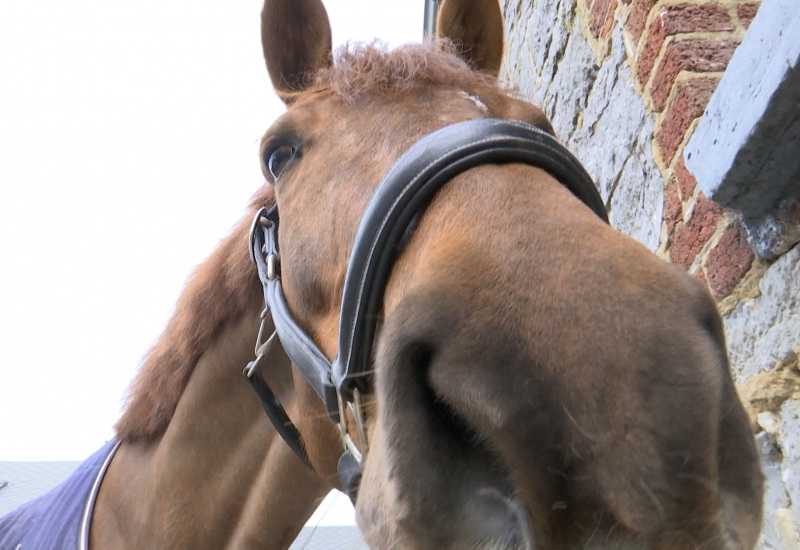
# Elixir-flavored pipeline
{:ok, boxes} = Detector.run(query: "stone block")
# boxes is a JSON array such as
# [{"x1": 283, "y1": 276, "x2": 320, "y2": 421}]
[
  {"x1": 502, "y1": 0, "x2": 528, "y2": 76},
  {"x1": 775, "y1": 508, "x2": 800, "y2": 550},
  {"x1": 782, "y1": 400, "x2": 800, "y2": 526},
  {"x1": 581, "y1": 22, "x2": 628, "y2": 131},
  {"x1": 506, "y1": 0, "x2": 577, "y2": 108},
  {"x1": 543, "y1": 17, "x2": 598, "y2": 139},
  {"x1": 608, "y1": 116, "x2": 663, "y2": 251},
  {"x1": 568, "y1": 26, "x2": 647, "y2": 201},
  {"x1": 757, "y1": 431, "x2": 790, "y2": 550},
  {"x1": 724, "y1": 243, "x2": 800, "y2": 381}
]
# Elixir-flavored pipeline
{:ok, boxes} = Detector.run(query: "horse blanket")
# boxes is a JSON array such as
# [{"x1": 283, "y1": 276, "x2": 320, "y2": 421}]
[{"x1": 0, "y1": 440, "x2": 119, "y2": 550}]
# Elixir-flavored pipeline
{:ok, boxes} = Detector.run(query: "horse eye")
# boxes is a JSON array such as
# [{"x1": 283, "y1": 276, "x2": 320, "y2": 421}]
[{"x1": 266, "y1": 144, "x2": 298, "y2": 181}]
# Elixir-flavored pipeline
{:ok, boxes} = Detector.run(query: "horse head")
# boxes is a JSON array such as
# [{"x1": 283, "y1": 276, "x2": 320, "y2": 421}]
[{"x1": 257, "y1": 0, "x2": 763, "y2": 548}]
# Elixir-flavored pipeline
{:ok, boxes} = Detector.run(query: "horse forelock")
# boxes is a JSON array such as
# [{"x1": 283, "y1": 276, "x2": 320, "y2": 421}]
[
  {"x1": 114, "y1": 187, "x2": 275, "y2": 441},
  {"x1": 290, "y1": 40, "x2": 502, "y2": 104}
]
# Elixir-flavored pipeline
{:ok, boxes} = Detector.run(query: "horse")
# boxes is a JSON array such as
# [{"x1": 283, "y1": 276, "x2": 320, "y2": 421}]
[{"x1": 0, "y1": 0, "x2": 764, "y2": 548}]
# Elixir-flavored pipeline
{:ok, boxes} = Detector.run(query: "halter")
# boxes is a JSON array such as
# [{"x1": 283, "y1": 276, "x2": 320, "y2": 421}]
[{"x1": 244, "y1": 118, "x2": 609, "y2": 497}]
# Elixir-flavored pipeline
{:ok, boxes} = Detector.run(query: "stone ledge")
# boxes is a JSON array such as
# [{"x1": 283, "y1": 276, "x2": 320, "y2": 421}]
[{"x1": 683, "y1": 0, "x2": 800, "y2": 257}]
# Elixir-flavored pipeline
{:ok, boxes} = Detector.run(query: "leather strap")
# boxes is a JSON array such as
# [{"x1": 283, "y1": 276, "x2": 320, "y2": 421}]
[
  {"x1": 242, "y1": 312, "x2": 313, "y2": 468},
  {"x1": 251, "y1": 206, "x2": 340, "y2": 418},
  {"x1": 332, "y1": 119, "x2": 608, "y2": 398}
]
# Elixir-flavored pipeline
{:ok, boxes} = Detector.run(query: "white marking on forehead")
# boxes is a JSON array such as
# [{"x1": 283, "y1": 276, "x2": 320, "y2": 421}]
[{"x1": 458, "y1": 91, "x2": 489, "y2": 113}]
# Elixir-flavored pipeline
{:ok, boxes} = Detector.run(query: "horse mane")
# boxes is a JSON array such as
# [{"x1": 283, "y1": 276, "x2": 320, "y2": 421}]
[
  {"x1": 293, "y1": 40, "x2": 502, "y2": 103},
  {"x1": 114, "y1": 186, "x2": 274, "y2": 441}
]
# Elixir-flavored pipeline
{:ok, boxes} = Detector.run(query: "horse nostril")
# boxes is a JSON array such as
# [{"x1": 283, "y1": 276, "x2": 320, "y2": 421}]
[
  {"x1": 470, "y1": 487, "x2": 534, "y2": 550},
  {"x1": 402, "y1": 341, "x2": 477, "y2": 442}
]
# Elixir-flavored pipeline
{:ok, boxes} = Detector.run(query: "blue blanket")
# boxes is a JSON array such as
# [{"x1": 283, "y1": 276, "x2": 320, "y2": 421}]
[{"x1": 0, "y1": 441, "x2": 119, "y2": 550}]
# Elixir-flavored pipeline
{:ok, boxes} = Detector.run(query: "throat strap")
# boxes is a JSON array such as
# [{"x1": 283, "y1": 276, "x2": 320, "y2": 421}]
[{"x1": 249, "y1": 207, "x2": 340, "y2": 418}]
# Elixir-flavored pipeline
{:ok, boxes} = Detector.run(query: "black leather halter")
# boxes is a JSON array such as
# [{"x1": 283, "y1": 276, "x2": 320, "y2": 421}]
[{"x1": 245, "y1": 118, "x2": 608, "y2": 482}]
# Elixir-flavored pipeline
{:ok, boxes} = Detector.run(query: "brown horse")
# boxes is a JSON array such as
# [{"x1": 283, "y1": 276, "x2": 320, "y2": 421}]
[
  {"x1": 249, "y1": 0, "x2": 764, "y2": 548},
  {"x1": 1, "y1": 0, "x2": 763, "y2": 548}
]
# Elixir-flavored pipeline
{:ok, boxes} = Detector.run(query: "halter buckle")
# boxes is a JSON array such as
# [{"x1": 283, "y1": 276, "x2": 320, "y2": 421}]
[
  {"x1": 336, "y1": 388, "x2": 368, "y2": 467},
  {"x1": 249, "y1": 206, "x2": 275, "y2": 265},
  {"x1": 266, "y1": 254, "x2": 280, "y2": 280}
]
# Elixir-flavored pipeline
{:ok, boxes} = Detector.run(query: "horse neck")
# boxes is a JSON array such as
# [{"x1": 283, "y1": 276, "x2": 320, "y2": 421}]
[{"x1": 92, "y1": 305, "x2": 329, "y2": 549}]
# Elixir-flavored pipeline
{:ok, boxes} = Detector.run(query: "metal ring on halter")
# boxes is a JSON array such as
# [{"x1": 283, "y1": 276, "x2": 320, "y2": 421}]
[
  {"x1": 249, "y1": 208, "x2": 273, "y2": 265},
  {"x1": 250, "y1": 308, "x2": 278, "y2": 364}
]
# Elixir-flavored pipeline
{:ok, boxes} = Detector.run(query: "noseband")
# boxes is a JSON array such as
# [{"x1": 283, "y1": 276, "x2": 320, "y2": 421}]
[{"x1": 244, "y1": 118, "x2": 608, "y2": 497}]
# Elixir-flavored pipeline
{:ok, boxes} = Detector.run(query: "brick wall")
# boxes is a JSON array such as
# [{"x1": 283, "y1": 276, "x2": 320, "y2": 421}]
[{"x1": 581, "y1": 0, "x2": 759, "y2": 301}]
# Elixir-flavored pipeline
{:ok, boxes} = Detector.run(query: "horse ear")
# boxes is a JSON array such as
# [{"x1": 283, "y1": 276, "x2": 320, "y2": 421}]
[
  {"x1": 261, "y1": 0, "x2": 333, "y2": 102},
  {"x1": 436, "y1": 0, "x2": 504, "y2": 77}
]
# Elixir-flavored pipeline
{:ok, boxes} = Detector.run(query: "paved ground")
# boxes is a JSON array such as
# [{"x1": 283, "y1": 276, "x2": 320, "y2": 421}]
[{"x1": 0, "y1": 459, "x2": 82, "y2": 516}]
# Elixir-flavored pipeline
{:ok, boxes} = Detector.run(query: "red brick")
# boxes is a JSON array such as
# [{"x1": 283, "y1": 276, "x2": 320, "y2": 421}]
[
  {"x1": 705, "y1": 221, "x2": 754, "y2": 298},
  {"x1": 655, "y1": 75, "x2": 720, "y2": 164},
  {"x1": 737, "y1": 3, "x2": 760, "y2": 29},
  {"x1": 627, "y1": 0, "x2": 659, "y2": 43},
  {"x1": 603, "y1": 0, "x2": 619, "y2": 37},
  {"x1": 664, "y1": 176, "x2": 683, "y2": 236},
  {"x1": 669, "y1": 193, "x2": 724, "y2": 269},
  {"x1": 588, "y1": 0, "x2": 618, "y2": 38},
  {"x1": 650, "y1": 39, "x2": 738, "y2": 111},
  {"x1": 675, "y1": 155, "x2": 698, "y2": 200},
  {"x1": 636, "y1": 4, "x2": 734, "y2": 86}
]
